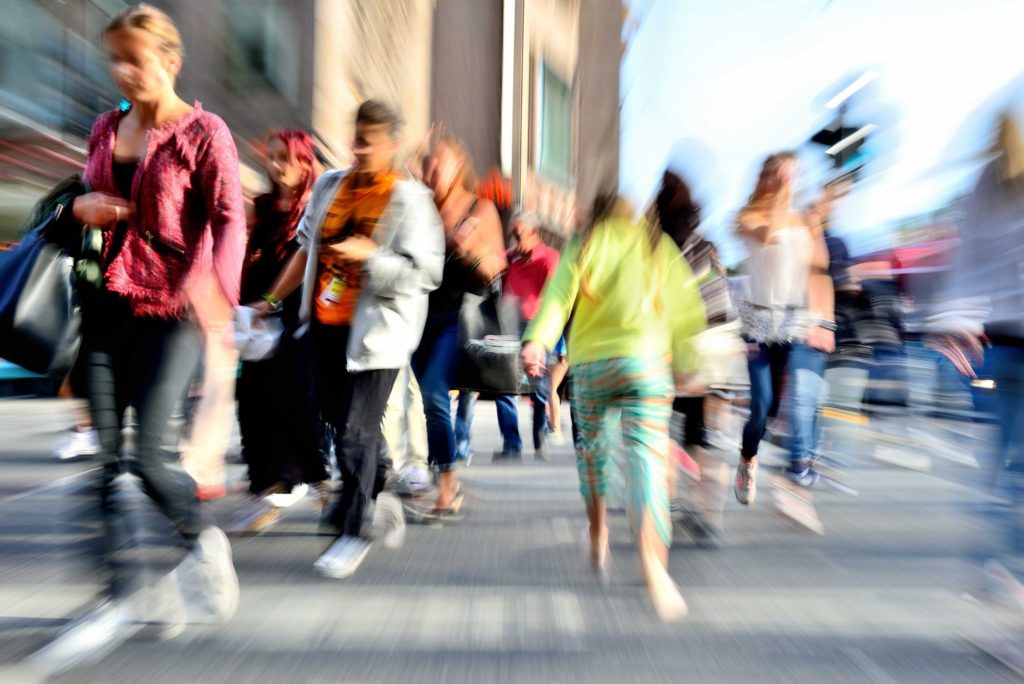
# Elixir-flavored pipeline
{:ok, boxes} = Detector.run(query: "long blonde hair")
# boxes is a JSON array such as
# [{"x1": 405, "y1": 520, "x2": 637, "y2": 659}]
[{"x1": 744, "y1": 151, "x2": 797, "y2": 213}]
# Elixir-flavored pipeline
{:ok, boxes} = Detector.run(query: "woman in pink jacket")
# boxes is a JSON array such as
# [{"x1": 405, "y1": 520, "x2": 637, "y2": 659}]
[{"x1": 67, "y1": 4, "x2": 244, "y2": 621}]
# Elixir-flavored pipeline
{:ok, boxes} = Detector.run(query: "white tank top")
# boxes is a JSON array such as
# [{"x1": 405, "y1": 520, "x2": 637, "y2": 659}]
[{"x1": 744, "y1": 226, "x2": 812, "y2": 308}]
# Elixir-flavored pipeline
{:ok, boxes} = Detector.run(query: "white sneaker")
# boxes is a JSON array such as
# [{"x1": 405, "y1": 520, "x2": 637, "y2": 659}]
[
  {"x1": 54, "y1": 428, "x2": 100, "y2": 460},
  {"x1": 314, "y1": 535, "x2": 372, "y2": 579},
  {"x1": 26, "y1": 600, "x2": 134, "y2": 674},
  {"x1": 174, "y1": 527, "x2": 239, "y2": 623},
  {"x1": 264, "y1": 483, "x2": 309, "y2": 509},
  {"x1": 393, "y1": 466, "x2": 432, "y2": 496},
  {"x1": 371, "y1": 492, "x2": 406, "y2": 549},
  {"x1": 734, "y1": 460, "x2": 757, "y2": 506}
]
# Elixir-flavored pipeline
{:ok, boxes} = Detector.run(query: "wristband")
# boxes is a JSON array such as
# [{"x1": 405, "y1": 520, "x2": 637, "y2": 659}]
[
  {"x1": 261, "y1": 292, "x2": 283, "y2": 312},
  {"x1": 814, "y1": 319, "x2": 837, "y2": 332}
]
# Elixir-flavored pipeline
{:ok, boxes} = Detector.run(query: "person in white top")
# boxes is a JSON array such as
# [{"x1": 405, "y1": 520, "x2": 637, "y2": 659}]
[{"x1": 733, "y1": 152, "x2": 835, "y2": 506}]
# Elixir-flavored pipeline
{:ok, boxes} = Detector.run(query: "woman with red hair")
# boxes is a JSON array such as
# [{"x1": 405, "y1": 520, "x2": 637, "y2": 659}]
[{"x1": 235, "y1": 129, "x2": 328, "y2": 530}]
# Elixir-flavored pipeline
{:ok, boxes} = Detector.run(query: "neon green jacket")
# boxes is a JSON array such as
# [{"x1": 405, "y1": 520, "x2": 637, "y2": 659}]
[{"x1": 524, "y1": 218, "x2": 707, "y2": 375}]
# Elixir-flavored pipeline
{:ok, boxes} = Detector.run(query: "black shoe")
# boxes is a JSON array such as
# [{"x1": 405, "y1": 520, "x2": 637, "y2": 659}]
[
  {"x1": 492, "y1": 449, "x2": 523, "y2": 462},
  {"x1": 678, "y1": 510, "x2": 724, "y2": 550}
]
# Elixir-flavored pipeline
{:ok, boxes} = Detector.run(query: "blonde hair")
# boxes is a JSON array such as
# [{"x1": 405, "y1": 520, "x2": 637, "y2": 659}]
[
  {"x1": 105, "y1": 3, "x2": 185, "y2": 61},
  {"x1": 996, "y1": 112, "x2": 1024, "y2": 188},
  {"x1": 744, "y1": 151, "x2": 797, "y2": 211}
]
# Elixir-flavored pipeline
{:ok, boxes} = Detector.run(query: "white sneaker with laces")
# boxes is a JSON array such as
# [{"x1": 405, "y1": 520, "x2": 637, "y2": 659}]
[
  {"x1": 734, "y1": 460, "x2": 757, "y2": 506},
  {"x1": 314, "y1": 535, "x2": 372, "y2": 579},
  {"x1": 54, "y1": 428, "x2": 100, "y2": 460},
  {"x1": 174, "y1": 527, "x2": 239, "y2": 623}
]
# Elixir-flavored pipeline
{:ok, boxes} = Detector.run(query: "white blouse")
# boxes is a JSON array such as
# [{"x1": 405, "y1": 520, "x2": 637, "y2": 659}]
[{"x1": 740, "y1": 225, "x2": 813, "y2": 344}]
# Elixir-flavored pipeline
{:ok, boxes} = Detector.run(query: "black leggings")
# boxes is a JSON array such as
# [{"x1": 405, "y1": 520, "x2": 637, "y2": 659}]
[{"x1": 83, "y1": 294, "x2": 205, "y2": 597}]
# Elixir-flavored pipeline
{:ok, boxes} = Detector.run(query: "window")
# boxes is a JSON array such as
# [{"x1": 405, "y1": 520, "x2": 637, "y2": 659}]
[
  {"x1": 227, "y1": 0, "x2": 299, "y2": 103},
  {"x1": 536, "y1": 63, "x2": 571, "y2": 186}
]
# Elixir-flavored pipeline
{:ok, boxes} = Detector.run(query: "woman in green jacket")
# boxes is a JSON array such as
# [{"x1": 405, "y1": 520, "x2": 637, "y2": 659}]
[{"x1": 522, "y1": 195, "x2": 706, "y2": 621}]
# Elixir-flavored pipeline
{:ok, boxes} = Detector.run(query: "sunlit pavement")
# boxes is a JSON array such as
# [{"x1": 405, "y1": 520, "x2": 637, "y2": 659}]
[{"x1": 0, "y1": 398, "x2": 1021, "y2": 683}]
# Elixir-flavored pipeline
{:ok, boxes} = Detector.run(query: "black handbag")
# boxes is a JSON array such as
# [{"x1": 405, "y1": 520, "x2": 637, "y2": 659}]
[
  {"x1": 0, "y1": 177, "x2": 87, "y2": 376},
  {"x1": 457, "y1": 281, "x2": 531, "y2": 395}
]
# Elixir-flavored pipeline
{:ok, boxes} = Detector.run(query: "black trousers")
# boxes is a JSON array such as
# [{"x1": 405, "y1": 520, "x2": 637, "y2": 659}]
[
  {"x1": 82, "y1": 293, "x2": 205, "y2": 597},
  {"x1": 312, "y1": 322, "x2": 399, "y2": 538},
  {"x1": 238, "y1": 327, "x2": 328, "y2": 494}
]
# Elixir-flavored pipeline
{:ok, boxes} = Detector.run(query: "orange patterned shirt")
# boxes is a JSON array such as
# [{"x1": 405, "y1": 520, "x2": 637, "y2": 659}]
[{"x1": 314, "y1": 170, "x2": 396, "y2": 326}]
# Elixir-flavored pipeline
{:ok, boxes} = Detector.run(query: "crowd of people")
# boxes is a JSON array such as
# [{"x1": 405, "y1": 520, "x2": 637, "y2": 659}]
[{"x1": 21, "y1": 2, "x2": 1024, "y2": 660}]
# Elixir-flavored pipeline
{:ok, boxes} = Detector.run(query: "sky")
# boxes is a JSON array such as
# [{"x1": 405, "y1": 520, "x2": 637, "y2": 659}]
[{"x1": 620, "y1": 0, "x2": 1024, "y2": 263}]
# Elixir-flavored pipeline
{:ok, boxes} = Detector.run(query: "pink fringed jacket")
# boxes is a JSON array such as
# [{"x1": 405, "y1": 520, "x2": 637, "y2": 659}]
[{"x1": 83, "y1": 102, "x2": 246, "y2": 319}]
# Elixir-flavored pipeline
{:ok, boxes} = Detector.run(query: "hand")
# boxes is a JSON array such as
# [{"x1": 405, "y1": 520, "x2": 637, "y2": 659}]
[
  {"x1": 246, "y1": 300, "x2": 276, "y2": 319},
  {"x1": 521, "y1": 341, "x2": 547, "y2": 378},
  {"x1": 674, "y1": 372, "x2": 706, "y2": 396},
  {"x1": 328, "y1": 235, "x2": 379, "y2": 263},
  {"x1": 926, "y1": 331, "x2": 984, "y2": 378},
  {"x1": 806, "y1": 325, "x2": 836, "y2": 353},
  {"x1": 71, "y1": 192, "x2": 134, "y2": 229}
]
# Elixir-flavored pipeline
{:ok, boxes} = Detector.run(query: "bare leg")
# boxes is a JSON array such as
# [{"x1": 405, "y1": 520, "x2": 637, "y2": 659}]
[{"x1": 433, "y1": 470, "x2": 460, "y2": 511}]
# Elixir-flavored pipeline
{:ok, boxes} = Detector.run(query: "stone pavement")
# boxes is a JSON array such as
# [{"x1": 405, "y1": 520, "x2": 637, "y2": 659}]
[{"x1": 0, "y1": 397, "x2": 1021, "y2": 683}]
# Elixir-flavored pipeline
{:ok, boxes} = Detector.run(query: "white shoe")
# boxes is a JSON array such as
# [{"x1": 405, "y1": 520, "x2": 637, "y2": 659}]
[
  {"x1": 54, "y1": 428, "x2": 99, "y2": 460},
  {"x1": 26, "y1": 600, "x2": 134, "y2": 675},
  {"x1": 314, "y1": 535, "x2": 372, "y2": 579},
  {"x1": 393, "y1": 466, "x2": 432, "y2": 496},
  {"x1": 371, "y1": 492, "x2": 406, "y2": 549},
  {"x1": 174, "y1": 527, "x2": 239, "y2": 623},
  {"x1": 264, "y1": 483, "x2": 309, "y2": 509},
  {"x1": 734, "y1": 460, "x2": 757, "y2": 506}
]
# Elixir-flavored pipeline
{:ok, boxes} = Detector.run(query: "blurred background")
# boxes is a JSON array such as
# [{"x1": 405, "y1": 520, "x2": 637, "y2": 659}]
[{"x1": 3, "y1": 1, "x2": 1024, "y2": 682}]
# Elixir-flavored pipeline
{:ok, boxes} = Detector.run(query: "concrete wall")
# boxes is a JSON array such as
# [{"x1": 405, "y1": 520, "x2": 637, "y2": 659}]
[
  {"x1": 314, "y1": 0, "x2": 434, "y2": 168},
  {"x1": 576, "y1": 0, "x2": 621, "y2": 208},
  {"x1": 430, "y1": 0, "x2": 504, "y2": 175}
]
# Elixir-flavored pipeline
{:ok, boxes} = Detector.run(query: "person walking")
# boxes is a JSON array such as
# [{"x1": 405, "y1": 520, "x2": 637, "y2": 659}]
[
  {"x1": 733, "y1": 152, "x2": 835, "y2": 508},
  {"x1": 252, "y1": 101, "x2": 444, "y2": 578},
  {"x1": 522, "y1": 194, "x2": 706, "y2": 621},
  {"x1": 56, "y1": 3, "x2": 244, "y2": 638},
  {"x1": 413, "y1": 133, "x2": 506, "y2": 517},
  {"x1": 493, "y1": 213, "x2": 560, "y2": 461},
  {"x1": 234, "y1": 129, "x2": 329, "y2": 531}
]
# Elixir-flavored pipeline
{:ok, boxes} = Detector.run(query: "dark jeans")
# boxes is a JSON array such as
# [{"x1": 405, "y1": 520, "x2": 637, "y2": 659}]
[
  {"x1": 82, "y1": 294, "x2": 205, "y2": 598},
  {"x1": 411, "y1": 311, "x2": 461, "y2": 472},
  {"x1": 742, "y1": 342, "x2": 827, "y2": 471},
  {"x1": 238, "y1": 328, "x2": 328, "y2": 494},
  {"x1": 495, "y1": 320, "x2": 549, "y2": 452},
  {"x1": 313, "y1": 322, "x2": 398, "y2": 538}
]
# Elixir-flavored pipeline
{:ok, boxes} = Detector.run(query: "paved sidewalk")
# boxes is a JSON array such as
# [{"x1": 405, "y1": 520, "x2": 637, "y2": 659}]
[{"x1": 0, "y1": 397, "x2": 1020, "y2": 683}]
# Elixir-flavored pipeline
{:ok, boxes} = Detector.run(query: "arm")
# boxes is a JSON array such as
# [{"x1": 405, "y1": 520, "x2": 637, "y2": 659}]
[
  {"x1": 805, "y1": 220, "x2": 836, "y2": 352},
  {"x1": 197, "y1": 120, "x2": 247, "y2": 307},
  {"x1": 736, "y1": 210, "x2": 772, "y2": 245},
  {"x1": 362, "y1": 187, "x2": 445, "y2": 298},
  {"x1": 523, "y1": 237, "x2": 582, "y2": 351}
]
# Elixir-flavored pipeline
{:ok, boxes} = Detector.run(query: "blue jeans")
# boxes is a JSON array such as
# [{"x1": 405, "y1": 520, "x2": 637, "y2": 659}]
[
  {"x1": 411, "y1": 312, "x2": 461, "y2": 472},
  {"x1": 454, "y1": 390, "x2": 477, "y2": 460},
  {"x1": 741, "y1": 342, "x2": 827, "y2": 472},
  {"x1": 984, "y1": 343, "x2": 1024, "y2": 562},
  {"x1": 495, "y1": 321, "x2": 550, "y2": 452}
]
